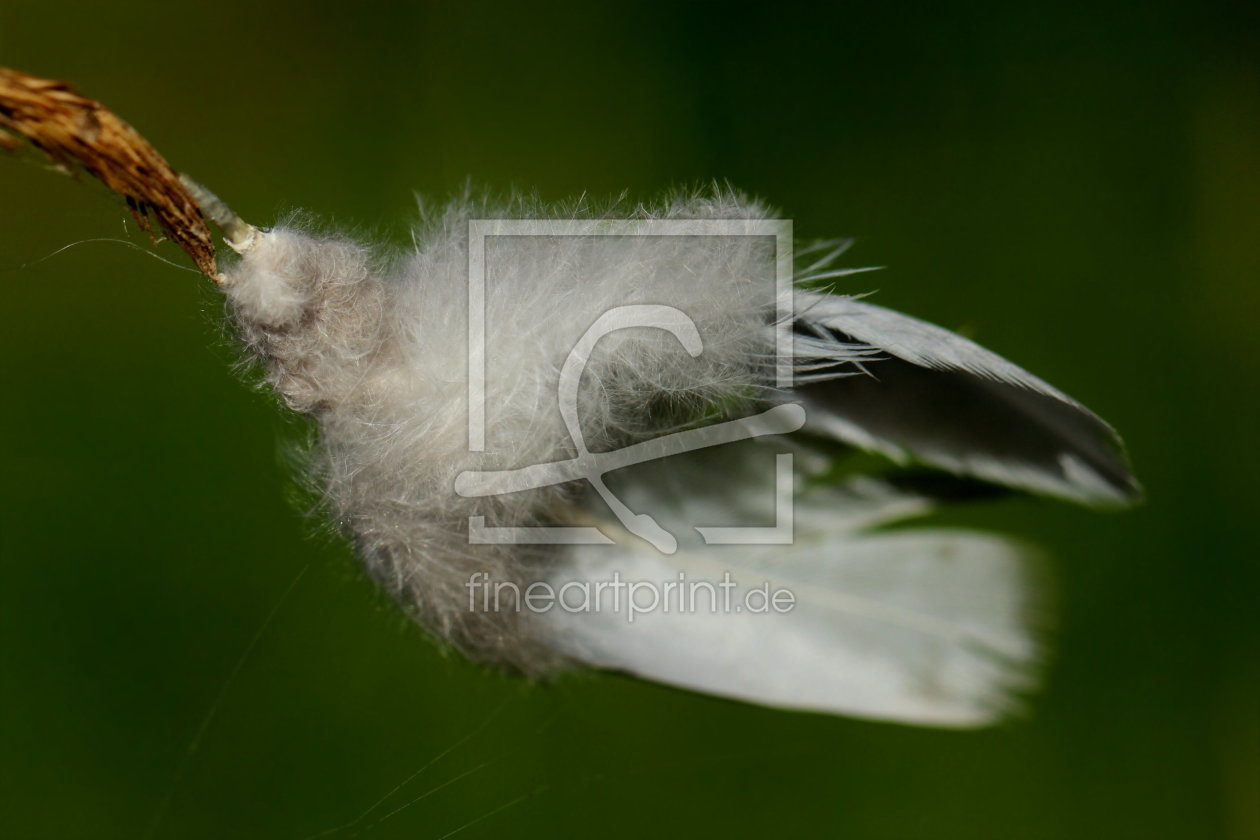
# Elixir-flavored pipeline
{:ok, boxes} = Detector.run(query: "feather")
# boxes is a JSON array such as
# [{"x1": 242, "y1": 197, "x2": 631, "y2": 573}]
[
  {"x1": 532, "y1": 443, "x2": 1042, "y2": 726},
  {"x1": 537, "y1": 457, "x2": 1045, "y2": 726},
  {"x1": 213, "y1": 188, "x2": 1133, "y2": 724},
  {"x1": 789, "y1": 293, "x2": 1141, "y2": 505}
]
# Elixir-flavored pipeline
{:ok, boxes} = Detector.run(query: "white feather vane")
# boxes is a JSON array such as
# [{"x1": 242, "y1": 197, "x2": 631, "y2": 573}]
[
  {"x1": 218, "y1": 188, "x2": 1135, "y2": 724},
  {"x1": 790, "y1": 293, "x2": 1142, "y2": 505},
  {"x1": 538, "y1": 441, "x2": 1046, "y2": 726}
]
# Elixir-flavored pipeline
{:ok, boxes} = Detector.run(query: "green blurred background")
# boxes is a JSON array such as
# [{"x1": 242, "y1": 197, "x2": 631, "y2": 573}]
[{"x1": 1, "y1": 1, "x2": 1256, "y2": 837}]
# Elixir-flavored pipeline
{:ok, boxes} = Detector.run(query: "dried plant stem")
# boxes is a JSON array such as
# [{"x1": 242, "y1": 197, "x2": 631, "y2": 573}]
[{"x1": 0, "y1": 66, "x2": 218, "y2": 280}]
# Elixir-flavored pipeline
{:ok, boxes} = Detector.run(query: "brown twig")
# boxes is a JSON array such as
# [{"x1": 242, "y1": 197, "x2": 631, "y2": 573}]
[{"x1": 0, "y1": 66, "x2": 218, "y2": 280}]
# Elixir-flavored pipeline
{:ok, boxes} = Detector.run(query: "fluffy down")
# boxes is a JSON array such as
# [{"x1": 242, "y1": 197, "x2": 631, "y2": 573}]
[{"x1": 223, "y1": 192, "x2": 779, "y2": 674}]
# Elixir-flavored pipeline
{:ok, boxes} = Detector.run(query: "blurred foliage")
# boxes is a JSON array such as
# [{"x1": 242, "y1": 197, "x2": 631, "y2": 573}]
[{"x1": 1, "y1": 1, "x2": 1257, "y2": 838}]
